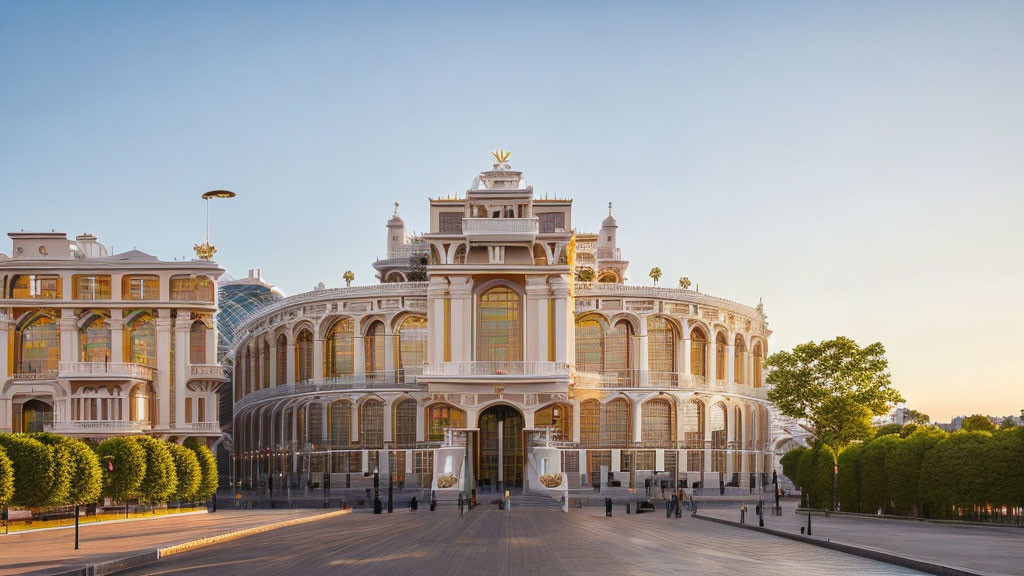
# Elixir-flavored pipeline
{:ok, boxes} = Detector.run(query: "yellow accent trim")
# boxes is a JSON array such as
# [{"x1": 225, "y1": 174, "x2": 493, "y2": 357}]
[{"x1": 491, "y1": 148, "x2": 511, "y2": 163}]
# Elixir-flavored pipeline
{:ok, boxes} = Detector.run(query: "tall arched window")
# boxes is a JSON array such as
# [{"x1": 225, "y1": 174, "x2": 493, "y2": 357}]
[
  {"x1": 690, "y1": 327, "x2": 708, "y2": 378},
  {"x1": 128, "y1": 314, "x2": 156, "y2": 367},
  {"x1": 534, "y1": 403, "x2": 573, "y2": 441},
  {"x1": 17, "y1": 314, "x2": 59, "y2": 375},
  {"x1": 601, "y1": 398, "x2": 630, "y2": 446},
  {"x1": 129, "y1": 383, "x2": 153, "y2": 423},
  {"x1": 648, "y1": 316, "x2": 676, "y2": 385},
  {"x1": 325, "y1": 318, "x2": 354, "y2": 377},
  {"x1": 364, "y1": 321, "x2": 386, "y2": 373},
  {"x1": 476, "y1": 286, "x2": 522, "y2": 363},
  {"x1": 734, "y1": 336, "x2": 746, "y2": 384},
  {"x1": 395, "y1": 315, "x2": 427, "y2": 374},
  {"x1": 189, "y1": 321, "x2": 206, "y2": 364},
  {"x1": 715, "y1": 332, "x2": 728, "y2": 380},
  {"x1": 80, "y1": 315, "x2": 111, "y2": 363},
  {"x1": 426, "y1": 403, "x2": 466, "y2": 442},
  {"x1": 329, "y1": 399, "x2": 352, "y2": 447},
  {"x1": 752, "y1": 341, "x2": 765, "y2": 387},
  {"x1": 360, "y1": 398, "x2": 384, "y2": 449},
  {"x1": 275, "y1": 334, "x2": 288, "y2": 384},
  {"x1": 606, "y1": 320, "x2": 632, "y2": 378},
  {"x1": 580, "y1": 399, "x2": 600, "y2": 444},
  {"x1": 260, "y1": 340, "x2": 270, "y2": 389},
  {"x1": 641, "y1": 398, "x2": 674, "y2": 443},
  {"x1": 295, "y1": 329, "x2": 313, "y2": 382},
  {"x1": 574, "y1": 315, "x2": 606, "y2": 372},
  {"x1": 394, "y1": 398, "x2": 417, "y2": 447},
  {"x1": 710, "y1": 402, "x2": 727, "y2": 472}
]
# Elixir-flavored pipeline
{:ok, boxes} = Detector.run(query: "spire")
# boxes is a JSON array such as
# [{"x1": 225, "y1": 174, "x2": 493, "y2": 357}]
[
  {"x1": 608, "y1": 202, "x2": 613, "y2": 217},
  {"x1": 602, "y1": 201, "x2": 617, "y2": 228},
  {"x1": 394, "y1": 201, "x2": 400, "y2": 217}
]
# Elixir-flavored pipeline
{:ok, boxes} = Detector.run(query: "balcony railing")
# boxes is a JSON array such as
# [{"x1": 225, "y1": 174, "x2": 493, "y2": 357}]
[
  {"x1": 58, "y1": 362, "x2": 154, "y2": 380},
  {"x1": 461, "y1": 217, "x2": 539, "y2": 240},
  {"x1": 234, "y1": 370, "x2": 426, "y2": 414},
  {"x1": 12, "y1": 370, "x2": 57, "y2": 380},
  {"x1": 189, "y1": 421, "x2": 220, "y2": 431},
  {"x1": 421, "y1": 361, "x2": 570, "y2": 378},
  {"x1": 46, "y1": 420, "x2": 151, "y2": 433},
  {"x1": 573, "y1": 370, "x2": 766, "y2": 398},
  {"x1": 189, "y1": 364, "x2": 226, "y2": 380}
]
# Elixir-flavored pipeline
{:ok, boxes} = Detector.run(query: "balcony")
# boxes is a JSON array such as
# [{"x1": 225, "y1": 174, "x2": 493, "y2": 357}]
[
  {"x1": 461, "y1": 217, "x2": 539, "y2": 242},
  {"x1": 46, "y1": 420, "x2": 151, "y2": 434},
  {"x1": 422, "y1": 361, "x2": 570, "y2": 379},
  {"x1": 189, "y1": 364, "x2": 227, "y2": 381},
  {"x1": 188, "y1": 422, "x2": 220, "y2": 431},
  {"x1": 573, "y1": 370, "x2": 766, "y2": 398},
  {"x1": 58, "y1": 362, "x2": 153, "y2": 381}
]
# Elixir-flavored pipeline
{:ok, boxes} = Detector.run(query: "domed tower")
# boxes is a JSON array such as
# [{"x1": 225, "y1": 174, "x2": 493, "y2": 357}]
[
  {"x1": 387, "y1": 202, "x2": 406, "y2": 257},
  {"x1": 598, "y1": 202, "x2": 617, "y2": 253},
  {"x1": 592, "y1": 203, "x2": 628, "y2": 283}
]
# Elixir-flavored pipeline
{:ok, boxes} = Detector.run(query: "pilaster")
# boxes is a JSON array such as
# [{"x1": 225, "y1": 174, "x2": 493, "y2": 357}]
[
  {"x1": 524, "y1": 276, "x2": 548, "y2": 362},
  {"x1": 173, "y1": 315, "x2": 189, "y2": 427},
  {"x1": 155, "y1": 311, "x2": 172, "y2": 428}
]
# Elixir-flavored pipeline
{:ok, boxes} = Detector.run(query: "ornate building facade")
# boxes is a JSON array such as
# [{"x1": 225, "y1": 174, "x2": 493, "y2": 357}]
[
  {"x1": 230, "y1": 155, "x2": 772, "y2": 496},
  {"x1": 0, "y1": 232, "x2": 227, "y2": 441}
]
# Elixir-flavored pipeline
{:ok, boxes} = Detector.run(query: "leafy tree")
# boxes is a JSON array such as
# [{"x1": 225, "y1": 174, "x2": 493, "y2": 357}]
[
  {"x1": 32, "y1": 432, "x2": 100, "y2": 505},
  {"x1": 903, "y1": 408, "x2": 930, "y2": 424},
  {"x1": 836, "y1": 444, "x2": 863, "y2": 512},
  {"x1": 858, "y1": 434, "x2": 901, "y2": 514},
  {"x1": 796, "y1": 448, "x2": 818, "y2": 507},
  {"x1": 167, "y1": 442, "x2": 201, "y2": 501},
  {"x1": 885, "y1": 427, "x2": 946, "y2": 515},
  {"x1": 779, "y1": 447, "x2": 805, "y2": 486},
  {"x1": 95, "y1": 436, "x2": 146, "y2": 502},
  {"x1": 919, "y1": 431, "x2": 992, "y2": 519},
  {"x1": 0, "y1": 446, "x2": 13, "y2": 508},
  {"x1": 406, "y1": 255, "x2": 429, "y2": 282},
  {"x1": 898, "y1": 423, "x2": 920, "y2": 438},
  {"x1": 999, "y1": 416, "x2": 1017, "y2": 429},
  {"x1": 812, "y1": 446, "x2": 837, "y2": 510},
  {"x1": 133, "y1": 437, "x2": 177, "y2": 503},
  {"x1": 648, "y1": 267, "x2": 662, "y2": 286},
  {"x1": 986, "y1": 427, "x2": 1024, "y2": 511},
  {"x1": 0, "y1": 434, "x2": 56, "y2": 508},
  {"x1": 767, "y1": 337, "x2": 904, "y2": 455},
  {"x1": 960, "y1": 415, "x2": 996, "y2": 433},
  {"x1": 184, "y1": 438, "x2": 218, "y2": 500},
  {"x1": 874, "y1": 423, "x2": 902, "y2": 438}
]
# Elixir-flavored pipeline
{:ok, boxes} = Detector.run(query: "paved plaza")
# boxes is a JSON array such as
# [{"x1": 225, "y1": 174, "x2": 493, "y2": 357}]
[{"x1": 116, "y1": 508, "x2": 926, "y2": 576}]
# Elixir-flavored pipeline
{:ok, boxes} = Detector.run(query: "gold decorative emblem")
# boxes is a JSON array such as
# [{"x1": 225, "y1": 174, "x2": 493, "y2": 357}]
[
  {"x1": 194, "y1": 242, "x2": 217, "y2": 260},
  {"x1": 491, "y1": 148, "x2": 511, "y2": 163}
]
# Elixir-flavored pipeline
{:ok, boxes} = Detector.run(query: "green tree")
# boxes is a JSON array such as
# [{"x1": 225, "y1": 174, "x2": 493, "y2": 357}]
[
  {"x1": 766, "y1": 337, "x2": 904, "y2": 455},
  {"x1": 874, "y1": 423, "x2": 902, "y2": 438},
  {"x1": 858, "y1": 434, "x2": 901, "y2": 514},
  {"x1": 0, "y1": 446, "x2": 13, "y2": 508},
  {"x1": 885, "y1": 427, "x2": 946, "y2": 515},
  {"x1": 836, "y1": 444, "x2": 863, "y2": 512},
  {"x1": 898, "y1": 423, "x2": 920, "y2": 438},
  {"x1": 960, "y1": 415, "x2": 996, "y2": 433},
  {"x1": 812, "y1": 446, "x2": 838, "y2": 510},
  {"x1": 986, "y1": 427, "x2": 1024, "y2": 513},
  {"x1": 919, "y1": 431, "x2": 992, "y2": 519},
  {"x1": 649, "y1": 267, "x2": 662, "y2": 286},
  {"x1": 133, "y1": 437, "x2": 177, "y2": 503},
  {"x1": 998, "y1": 416, "x2": 1017, "y2": 429},
  {"x1": 903, "y1": 408, "x2": 930, "y2": 424},
  {"x1": 779, "y1": 447, "x2": 805, "y2": 486},
  {"x1": 796, "y1": 448, "x2": 818, "y2": 507},
  {"x1": 31, "y1": 432, "x2": 101, "y2": 505},
  {"x1": 167, "y1": 442, "x2": 201, "y2": 501},
  {"x1": 95, "y1": 436, "x2": 146, "y2": 502},
  {"x1": 0, "y1": 434, "x2": 57, "y2": 508},
  {"x1": 184, "y1": 438, "x2": 218, "y2": 500}
]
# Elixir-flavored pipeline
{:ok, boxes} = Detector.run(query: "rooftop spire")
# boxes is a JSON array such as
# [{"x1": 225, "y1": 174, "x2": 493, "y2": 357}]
[{"x1": 394, "y1": 201, "x2": 400, "y2": 217}]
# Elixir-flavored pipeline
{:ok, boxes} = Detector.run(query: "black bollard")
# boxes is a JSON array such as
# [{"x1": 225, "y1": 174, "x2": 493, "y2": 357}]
[
  {"x1": 807, "y1": 511, "x2": 812, "y2": 536},
  {"x1": 626, "y1": 501, "x2": 631, "y2": 514},
  {"x1": 605, "y1": 497, "x2": 612, "y2": 517}
]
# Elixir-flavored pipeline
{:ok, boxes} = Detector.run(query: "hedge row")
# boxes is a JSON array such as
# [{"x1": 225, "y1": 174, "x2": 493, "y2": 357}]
[
  {"x1": 782, "y1": 425, "x2": 1024, "y2": 520},
  {"x1": 0, "y1": 433, "x2": 217, "y2": 510}
]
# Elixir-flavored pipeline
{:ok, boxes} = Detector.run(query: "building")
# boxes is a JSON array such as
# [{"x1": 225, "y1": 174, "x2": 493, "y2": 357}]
[
  {"x1": 229, "y1": 154, "x2": 773, "y2": 496},
  {"x1": 0, "y1": 232, "x2": 227, "y2": 441}
]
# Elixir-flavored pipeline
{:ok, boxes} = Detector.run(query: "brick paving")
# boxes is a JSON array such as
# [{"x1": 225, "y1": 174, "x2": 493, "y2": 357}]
[
  {"x1": 118, "y1": 507, "x2": 927, "y2": 576},
  {"x1": 0, "y1": 509, "x2": 328, "y2": 576}
]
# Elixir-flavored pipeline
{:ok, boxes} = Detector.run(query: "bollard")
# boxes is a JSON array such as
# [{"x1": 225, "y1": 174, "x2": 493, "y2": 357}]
[
  {"x1": 626, "y1": 501, "x2": 631, "y2": 514},
  {"x1": 605, "y1": 497, "x2": 612, "y2": 517}
]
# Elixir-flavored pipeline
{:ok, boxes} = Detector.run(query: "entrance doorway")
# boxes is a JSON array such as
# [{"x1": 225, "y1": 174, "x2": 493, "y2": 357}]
[{"x1": 477, "y1": 404, "x2": 524, "y2": 491}]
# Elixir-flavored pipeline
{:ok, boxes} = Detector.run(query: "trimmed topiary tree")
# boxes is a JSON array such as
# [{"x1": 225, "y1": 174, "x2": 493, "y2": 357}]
[
  {"x1": 796, "y1": 448, "x2": 818, "y2": 507},
  {"x1": 133, "y1": 437, "x2": 177, "y2": 504},
  {"x1": 0, "y1": 434, "x2": 57, "y2": 508},
  {"x1": 885, "y1": 427, "x2": 946, "y2": 516},
  {"x1": 836, "y1": 443, "x2": 863, "y2": 513},
  {"x1": 919, "y1": 430, "x2": 992, "y2": 520},
  {"x1": 184, "y1": 438, "x2": 218, "y2": 501},
  {"x1": 812, "y1": 446, "x2": 837, "y2": 510},
  {"x1": 779, "y1": 447, "x2": 804, "y2": 488},
  {"x1": 31, "y1": 432, "x2": 101, "y2": 505},
  {"x1": 858, "y1": 434, "x2": 901, "y2": 514},
  {"x1": 95, "y1": 436, "x2": 147, "y2": 503},
  {"x1": 167, "y1": 442, "x2": 201, "y2": 502},
  {"x1": 0, "y1": 446, "x2": 13, "y2": 508}
]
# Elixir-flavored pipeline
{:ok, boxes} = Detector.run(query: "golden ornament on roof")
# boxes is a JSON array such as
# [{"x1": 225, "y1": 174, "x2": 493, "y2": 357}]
[
  {"x1": 194, "y1": 242, "x2": 217, "y2": 260},
  {"x1": 491, "y1": 148, "x2": 511, "y2": 163}
]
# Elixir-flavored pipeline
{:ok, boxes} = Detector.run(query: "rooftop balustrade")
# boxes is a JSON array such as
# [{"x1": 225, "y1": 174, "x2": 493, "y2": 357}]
[
  {"x1": 421, "y1": 361, "x2": 570, "y2": 378},
  {"x1": 58, "y1": 362, "x2": 154, "y2": 381},
  {"x1": 461, "y1": 217, "x2": 539, "y2": 241}
]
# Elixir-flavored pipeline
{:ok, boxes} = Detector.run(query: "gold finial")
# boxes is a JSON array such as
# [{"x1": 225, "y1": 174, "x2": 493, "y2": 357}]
[
  {"x1": 194, "y1": 242, "x2": 216, "y2": 260},
  {"x1": 393, "y1": 201, "x2": 400, "y2": 217},
  {"x1": 491, "y1": 148, "x2": 511, "y2": 163}
]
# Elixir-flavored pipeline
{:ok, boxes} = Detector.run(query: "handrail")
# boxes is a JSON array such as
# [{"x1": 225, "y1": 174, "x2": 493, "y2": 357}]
[
  {"x1": 59, "y1": 362, "x2": 154, "y2": 380},
  {"x1": 234, "y1": 370, "x2": 426, "y2": 414}
]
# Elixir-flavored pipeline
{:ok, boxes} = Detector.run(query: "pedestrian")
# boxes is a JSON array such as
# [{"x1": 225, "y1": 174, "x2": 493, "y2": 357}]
[
  {"x1": 410, "y1": 496, "x2": 418, "y2": 511},
  {"x1": 670, "y1": 492, "x2": 679, "y2": 518},
  {"x1": 458, "y1": 493, "x2": 464, "y2": 515},
  {"x1": 504, "y1": 489, "x2": 511, "y2": 511}
]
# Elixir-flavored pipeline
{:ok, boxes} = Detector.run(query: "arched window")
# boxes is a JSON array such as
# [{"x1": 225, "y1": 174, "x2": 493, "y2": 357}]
[
  {"x1": 328, "y1": 399, "x2": 352, "y2": 447},
  {"x1": 690, "y1": 327, "x2": 708, "y2": 378},
  {"x1": 682, "y1": 399, "x2": 705, "y2": 448},
  {"x1": 295, "y1": 329, "x2": 313, "y2": 382},
  {"x1": 641, "y1": 398, "x2": 674, "y2": 443},
  {"x1": 275, "y1": 334, "x2": 288, "y2": 384},
  {"x1": 80, "y1": 315, "x2": 111, "y2": 363},
  {"x1": 734, "y1": 336, "x2": 747, "y2": 384},
  {"x1": 189, "y1": 321, "x2": 206, "y2": 364},
  {"x1": 325, "y1": 318, "x2": 354, "y2": 377},
  {"x1": 395, "y1": 315, "x2": 427, "y2": 375},
  {"x1": 476, "y1": 286, "x2": 522, "y2": 363},
  {"x1": 129, "y1": 383, "x2": 153, "y2": 423},
  {"x1": 580, "y1": 399, "x2": 600, "y2": 444},
  {"x1": 360, "y1": 398, "x2": 384, "y2": 449},
  {"x1": 260, "y1": 340, "x2": 270, "y2": 389},
  {"x1": 606, "y1": 320, "x2": 632, "y2": 378},
  {"x1": 534, "y1": 403, "x2": 573, "y2": 441},
  {"x1": 574, "y1": 315, "x2": 605, "y2": 372},
  {"x1": 16, "y1": 314, "x2": 59, "y2": 375},
  {"x1": 715, "y1": 332, "x2": 728, "y2": 380},
  {"x1": 648, "y1": 317, "x2": 676, "y2": 385},
  {"x1": 426, "y1": 403, "x2": 466, "y2": 442},
  {"x1": 752, "y1": 341, "x2": 765, "y2": 387},
  {"x1": 169, "y1": 275, "x2": 214, "y2": 302},
  {"x1": 128, "y1": 313, "x2": 156, "y2": 367},
  {"x1": 601, "y1": 398, "x2": 630, "y2": 446},
  {"x1": 20, "y1": 399, "x2": 53, "y2": 433},
  {"x1": 364, "y1": 320, "x2": 386, "y2": 373},
  {"x1": 710, "y1": 402, "x2": 727, "y2": 472},
  {"x1": 394, "y1": 398, "x2": 417, "y2": 447}
]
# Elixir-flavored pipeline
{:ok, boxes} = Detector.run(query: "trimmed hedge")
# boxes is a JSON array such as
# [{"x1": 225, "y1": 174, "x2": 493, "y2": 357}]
[
  {"x1": 167, "y1": 442, "x2": 201, "y2": 501},
  {"x1": 96, "y1": 436, "x2": 148, "y2": 502},
  {"x1": 0, "y1": 447, "x2": 13, "y2": 507},
  {"x1": 184, "y1": 438, "x2": 218, "y2": 501},
  {"x1": 134, "y1": 436, "x2": 177, "y2": 503},
  {"x1": 0, "y1": 434, "x2": 56, "y2": 508},
  {"x1": 31, "y1": 432, "x2": 101, "y2": 505}
]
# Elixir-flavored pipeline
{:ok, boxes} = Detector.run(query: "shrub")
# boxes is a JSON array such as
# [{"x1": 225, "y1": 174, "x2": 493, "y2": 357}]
[
  {"x1": 0, "y1": 434, "x2": 58, "y2": 508},
  {"x1": 836, "y1": 443, "x2": 862, "y2": 512},
  {"x1": 779, "y1": 447, "x2": 805, "y2": 487},
  {"x1": 167, "y1": 442, "x2": 201, "y2": 501},
  {"x1": 133, "y1": 437, "x2": 177, "y2": 503},
  {"x1": 885, "y1": 427, "x2": 946, "y2": 515},
  {"x1": 31, "y1": 432, "x2": 101, "y2": 505},
  {"x1": 859, "y1": 434, "x2": 901, "y2": 514},
  {"x1": 95, "y1": 436, "x2": 147, "y2": 502},
  {"x1": 797, "y1": 448, "x2": 818, "y2": 507},
  {"x1": 919, "y1": 431, "x2": 991, "y2": 519},
  {"x1": 184, "y1": 438, "x2": 218, "y2": 500},
  {"x1": 983, "y1": 427, "x2": 1024, "y2": 511},
  {"x1": 812, "y1": 445, "x2": 837, "y2": 510},
  {"x1": 0, "y1": 447, "x2": 13, "y2": 507}
]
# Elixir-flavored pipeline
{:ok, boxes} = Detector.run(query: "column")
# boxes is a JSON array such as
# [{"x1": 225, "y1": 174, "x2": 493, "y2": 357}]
[
  {"x1": 549, "y1": 276, "x2": 570, "y2": 363},
  {"x1": 383, "y1": 319, "x2": 395, "y2": 376},
  {"x1": 353, "y1": 324, "x2": 365, "y2": 375},
  {"x1": 173, "y1": 314, "x2": 189, "y2": 428},
  {"x1": 0, "y1": 315, "x2": 8, "y2": 381},
  {"x1": 571, "y1": 398, "x2": 581, "y2": 442},
  {"x1": 313, "y1": 337, "x2": 325, "y2": 382},
  {"x1": 726, "y1": 344, "x2": 735, "y2": 384},
  {"x1": 448, "y1": 277, "x2": 473, "y2": 362},
  {"x1": 382, "y1": 397, "x2": 394, "y2": 443},
  {"x1": 415, "y1": 400, "x2": 425, "y2": 442},
  {"x1": 426, "y1": 277, "x2": 447, "y2": 363},
  {"x1": 205, "y1": 322, "x2": 217, "y2": 365},
  {"x1": 155, "y1": 311, "x2": 172, "y2": 428},
  {"x1": 524, "y1": 276, "x2": 548, "y2": 362},
  {"x1": 268, "y1": 341, "x2": 278, "y2": 388},
  {"x1": 109, "y1": 310, "x2": 124, "y2": 363},
  {"x1": 636, "y1": 316, "x2": 649, "y2": 386},
  {"x1": 258, "y1": 341, "x2": 267, "y2": 389},
  {"x1": 631, "y1": 398, "x2": 642, "y2": 443},
  {"x1": 286, "y1": 343, "x2": 296, "y2": 384},
  {"x1": 59, "y1": 309, "x2": 78, "y2": 364}
]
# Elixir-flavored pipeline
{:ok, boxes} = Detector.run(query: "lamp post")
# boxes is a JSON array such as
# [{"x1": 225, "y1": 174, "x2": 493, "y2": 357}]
[{"x1": 194, "y1": 190, "x2": 236, "y2": 260}]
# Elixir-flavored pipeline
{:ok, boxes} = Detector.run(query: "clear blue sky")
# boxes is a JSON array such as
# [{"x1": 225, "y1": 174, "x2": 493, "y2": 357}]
[{"x1": 2, "y1": 1, "x2": 1022, "y2": 421}]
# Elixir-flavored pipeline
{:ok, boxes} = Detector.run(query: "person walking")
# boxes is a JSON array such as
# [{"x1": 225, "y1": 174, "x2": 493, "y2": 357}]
[{"x1": 670, "y1": 492, "x2": 679, "y2": 518}]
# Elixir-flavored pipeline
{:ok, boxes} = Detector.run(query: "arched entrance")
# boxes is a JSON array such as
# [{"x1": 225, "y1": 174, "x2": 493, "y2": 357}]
[{"x1": 477, "y1": 404, "x2": 524, "y2": 491}]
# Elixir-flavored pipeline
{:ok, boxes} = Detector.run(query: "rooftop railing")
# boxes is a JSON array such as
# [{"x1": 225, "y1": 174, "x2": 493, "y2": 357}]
[
  {"x1": 421, "y1": 361, "x2": 570, "y2": 378},
  {"x1": 59, "y1": 362, "x2": 154, "y2": 380},
  {"x1": 462, "y1": 217, "x2": 539, "y2": 236}
]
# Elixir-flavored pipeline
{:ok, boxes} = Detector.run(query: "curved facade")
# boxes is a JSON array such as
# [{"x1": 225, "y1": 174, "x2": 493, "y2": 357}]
[{"x1": 230, "y1": 157, "x2": 772, "y2": 495}]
